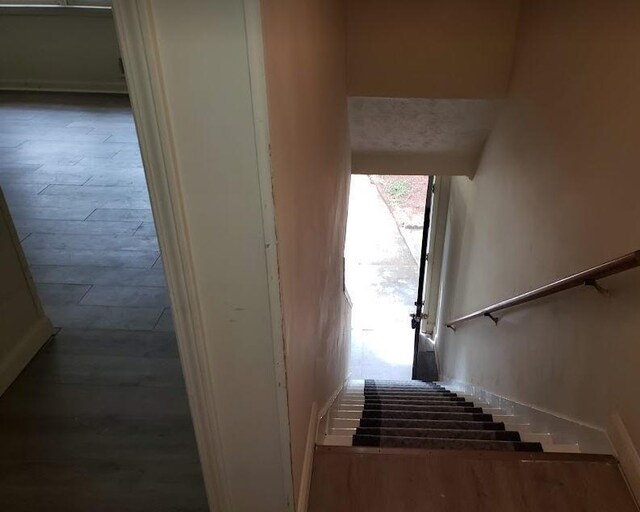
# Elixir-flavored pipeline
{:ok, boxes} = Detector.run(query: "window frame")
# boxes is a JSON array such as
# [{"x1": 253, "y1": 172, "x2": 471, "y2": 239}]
[{"x1": 0, "y1": 0, "x2": 111, "y2": 8}]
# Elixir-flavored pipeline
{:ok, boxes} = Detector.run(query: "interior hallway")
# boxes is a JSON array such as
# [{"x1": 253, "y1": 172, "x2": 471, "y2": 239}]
[
  {"x1": 0, "y1": 93, "x2": 207, "y2": 511},
  {"x1": 345, "y1": 175, "x2": 418, "y2": 380}
]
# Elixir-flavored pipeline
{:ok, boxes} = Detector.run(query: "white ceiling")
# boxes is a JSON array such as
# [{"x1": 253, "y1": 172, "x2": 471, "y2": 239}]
[{"x1": 349, "y1": 97, "x2": 502, "y2": 176}]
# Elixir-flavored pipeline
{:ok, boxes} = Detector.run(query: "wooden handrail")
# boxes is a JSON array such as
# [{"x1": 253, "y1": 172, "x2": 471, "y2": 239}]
[{"x1": 446, "y1": 249, "x2": 640, "y2": 330}]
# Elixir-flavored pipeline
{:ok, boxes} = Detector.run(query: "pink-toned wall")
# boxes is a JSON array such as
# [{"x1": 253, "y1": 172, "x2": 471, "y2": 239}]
[
  {"x1": 346, "y1": 0, "x2": 521, "y2": 98},
  {"x1": 439, "y1": 0, "x2": 640, "y2": 455},
  {"x1": 261, "y1": 0, "x2": 351, "y2": 502}
]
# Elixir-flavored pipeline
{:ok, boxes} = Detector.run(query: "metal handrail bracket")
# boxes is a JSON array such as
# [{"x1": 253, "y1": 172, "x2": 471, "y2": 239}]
[{"x1": 446, "y1": 249, "x2": 640, "y2": 331}]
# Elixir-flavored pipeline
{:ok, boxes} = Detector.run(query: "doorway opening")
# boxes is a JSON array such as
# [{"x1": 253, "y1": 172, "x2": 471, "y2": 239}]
[
  {"x1": 0, "y1": 92, "x2": 208, "y2": 510},
  {"x1": 345, "y1": 174, "x2": 431, "y2": 380}
]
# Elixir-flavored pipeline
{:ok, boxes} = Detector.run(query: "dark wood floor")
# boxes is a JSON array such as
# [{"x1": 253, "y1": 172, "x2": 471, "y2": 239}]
[
  {"x1": 309, "y1": 446, "x2": 639, "y2": 512},
  {"x1": 0, "y1": 92, "x2": 208, "y2": 511}
]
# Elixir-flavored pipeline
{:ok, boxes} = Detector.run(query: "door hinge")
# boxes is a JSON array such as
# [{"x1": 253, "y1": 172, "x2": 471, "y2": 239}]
[{"x1": 410, "y1": 312, "x2": 428, "y2": 330}]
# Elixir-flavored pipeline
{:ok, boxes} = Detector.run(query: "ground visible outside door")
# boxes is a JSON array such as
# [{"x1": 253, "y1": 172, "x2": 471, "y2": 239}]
[{"x1": 345, "y1": 175, "x2": 425, "y2": 380}]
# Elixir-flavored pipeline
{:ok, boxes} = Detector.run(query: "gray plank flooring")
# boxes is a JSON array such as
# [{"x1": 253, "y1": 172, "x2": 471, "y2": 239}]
[{"x1": 0, "y1": 92, "x2": 208, "y2": 511}]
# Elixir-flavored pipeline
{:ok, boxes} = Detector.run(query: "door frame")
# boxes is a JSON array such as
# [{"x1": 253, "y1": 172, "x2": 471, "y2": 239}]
[
  {"x1": 412, "y1": 176, "x2": 451, "y2": 380},
  {"x1": 421, "y1": 176, "x2": 451, "y2": 336},
  {"x1": 110, "y1": 3, "x2": 227, "y2": 509},
  {"x1": 111, "y1": 2, "x2": 294, "y2": 511}
]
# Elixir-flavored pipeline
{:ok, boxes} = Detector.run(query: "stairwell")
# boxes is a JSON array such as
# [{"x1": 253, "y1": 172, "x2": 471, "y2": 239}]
[
  {"x1": 309, "y1": 379, "x2": 639, "y2": 511},
  {"x1": 321, "y1": 379, "x2": 543, "y2": 451},
  {"x1": 318, "y1": 379, "x2": 581, "y2": 452}
]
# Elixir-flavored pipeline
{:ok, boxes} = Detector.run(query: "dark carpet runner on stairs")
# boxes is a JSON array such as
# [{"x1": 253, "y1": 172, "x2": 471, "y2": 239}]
[{"x1": 351, "y1": 380, "x2": 543, "y2": 452}]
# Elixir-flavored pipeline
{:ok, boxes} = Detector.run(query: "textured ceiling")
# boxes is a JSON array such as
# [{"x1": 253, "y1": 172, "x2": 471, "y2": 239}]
[{"x1": 348, "y1": 97, "x2": 502, "y2": 175}]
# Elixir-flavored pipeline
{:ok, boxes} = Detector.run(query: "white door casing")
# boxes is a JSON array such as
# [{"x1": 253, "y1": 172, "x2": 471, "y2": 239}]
[{"x1": 111, "y1": 1, "x2": 294, "y2": 511}]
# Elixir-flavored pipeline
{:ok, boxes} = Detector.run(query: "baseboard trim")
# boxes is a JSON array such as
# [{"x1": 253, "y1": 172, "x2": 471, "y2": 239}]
[
  {"x1": 441, "y1": 377, "x2": 613, "y2": 454},
  {"x1": 318, "y1": 374, "x2": 350, "y2": 422},
  {"x1": 297, "y1": 402, "x2": 319, "y2": 512},
  {"x1": 608, "y1": 413, "x2": 640, "y2": 506},
  {"x1": 0, "y1": 80, "x2": 127, "y2": 94},
  {"x1": 297, "y1": 376, "x2": 350, "y2": 512},
  {"x1": 0, "y1": 316, "x2": 53, "y2": 397}
]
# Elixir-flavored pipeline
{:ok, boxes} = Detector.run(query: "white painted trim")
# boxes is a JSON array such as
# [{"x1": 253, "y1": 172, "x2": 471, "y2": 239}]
[
  {"x1": 422, "y1": 176, "x2": 451, "y2": 336},
  {"x1": 297, "y1": 402, "x2": 318, "y2": 512},
  {"x1": 243, "y1": 1, "x2": 294, "y2": 509},
  {"x1": 317, "y1": 375, "x2": 351, "y2": 441},
  {"x1": 0, "y1": 184, "x2": 53, "y2": 396},
  {"x1": 0, "y1": 80, "x2": 127, "y2": 94},
  {"x1": 608, "y1": 413, "x2": 640, "y2": 506},
  {"x1": 111, "y1": 2, "x2": 230, "y2": 510},
  {"x1": 0, "y1": 316, "x2": 52, "y2": 397},
  {"x1": 319, "y1": 374, "x2": 350, "y2": 421},
  {"x1": 0, "y1": 5, "x2": 112, "y2": 16},
  {"x1": 300, "y1": 376, "x2": 350, "y2": 510},
  {"x1": 441, "y1": 378, "x2": 613, "y2": 454}
]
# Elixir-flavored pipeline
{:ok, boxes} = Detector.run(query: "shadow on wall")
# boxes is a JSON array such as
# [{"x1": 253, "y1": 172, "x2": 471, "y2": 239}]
[{"x1": 437, "y1": 0, "x2": 640, "y2": 466}]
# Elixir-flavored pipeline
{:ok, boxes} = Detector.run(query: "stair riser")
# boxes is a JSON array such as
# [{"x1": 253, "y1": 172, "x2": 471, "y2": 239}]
[
  {"x1": 332, "y1": 410, "x2": 495, "y2": 421},
  {"x1": 363, "y1": 387, "x2": 446, "y2": 391},
  {"x1": 352, "y1": 435, "x2": 543, "y2": 452},
  {"x1": 363, "y1": 387, "x2": 447, "y2": 392},
  {"x1": 360, "y1": 390, "x2": 457, "y2": 396},
  {"x1": 333, "y1": 428, "x2": 521, "y2": 442},
  {"x1": 320, "y1": 380, "x2": 555, "y2": 455},
  {"x1": 364, "y1": 381, "x2": 444, "y2": 387},
  {"x1": 340, "y1": 399, "x2": 472, "y2": 406},
  {"x1": 361, "y1": 411, "x2": 494, "y2": 421},
  {"x1": 330, "y1": 418, "x2": 507, "y2": 431},
  {"x1": 348, "y1": 397, "x2": 461, "y2": 403},
  {"x1": 368, "y1": 395, "x2": 465, "y2": 401}
]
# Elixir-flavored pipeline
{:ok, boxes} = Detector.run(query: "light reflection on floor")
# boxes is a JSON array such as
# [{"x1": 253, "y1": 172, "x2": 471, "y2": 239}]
[{"x1": 345, "y1": 176, "x2": 420, "y2": 380}]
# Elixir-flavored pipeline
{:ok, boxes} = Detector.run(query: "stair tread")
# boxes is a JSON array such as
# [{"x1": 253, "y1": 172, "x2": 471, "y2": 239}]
[{"x1": 327, "y1": 380, "x2": 543, "y2": 454}]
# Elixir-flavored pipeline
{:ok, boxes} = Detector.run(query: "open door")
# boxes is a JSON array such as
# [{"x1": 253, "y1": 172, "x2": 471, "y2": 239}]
[
  {"x1": 411, "y1": 176, "x2": 450, "y2": 381},
  {"x1": 0, "y1": 186, "x2": 53, "y2": 396}
]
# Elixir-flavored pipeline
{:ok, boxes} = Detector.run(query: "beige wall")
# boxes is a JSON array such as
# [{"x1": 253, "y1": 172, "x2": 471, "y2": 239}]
[
  {"x1": 347, "y1": 0, "x2": 521, "y2": 98},
  {"x1": 0, "y1": 187, "x2": 52, "y2": 396},
  {"x1": 0, "y1": 10, "x2": 125, "y2": 93},
  {"x1": 261, "y1": 0, "x2": 351, "y2": 503},
  {"x1": 438, "y1": 0, "x2": 640, "y2": 453}
]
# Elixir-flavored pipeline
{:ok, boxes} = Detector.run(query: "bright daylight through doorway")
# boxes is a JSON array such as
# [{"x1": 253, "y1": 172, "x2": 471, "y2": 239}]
[{"x1": 345, "y1": 174, "x2": 429, "y2": 380}]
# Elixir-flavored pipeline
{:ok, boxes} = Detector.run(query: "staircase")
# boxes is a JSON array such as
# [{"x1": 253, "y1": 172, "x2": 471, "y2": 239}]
[
  {"x1": 319, "y1": 379, "x2": 563, "y2": 452},
  {"x1": 310, "y1": 379, "x2": 639, "y2": 512}
]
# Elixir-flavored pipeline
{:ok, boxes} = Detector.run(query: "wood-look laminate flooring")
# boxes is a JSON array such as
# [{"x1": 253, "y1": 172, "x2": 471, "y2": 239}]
[
  {"x1": 309, "y1": 446, "x2": 639, "y2": 512},
  {"x1": 0, "y1": 92, "x2": 208, "y2": 511}
]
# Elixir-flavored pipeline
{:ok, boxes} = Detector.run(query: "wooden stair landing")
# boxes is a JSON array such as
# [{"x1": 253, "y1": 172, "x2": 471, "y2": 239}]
[{"x1": 308, "y1": 447, "x2": 638, "y2": 512}]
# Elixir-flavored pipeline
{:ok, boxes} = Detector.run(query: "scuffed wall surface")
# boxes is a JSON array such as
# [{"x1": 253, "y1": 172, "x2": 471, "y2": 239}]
[
  {"x1": 438, "y1": 0, "x2": 640, "y2": 451},
  {"x1": 261, "y1": 0, "x2": 351, "y2": 501}
]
